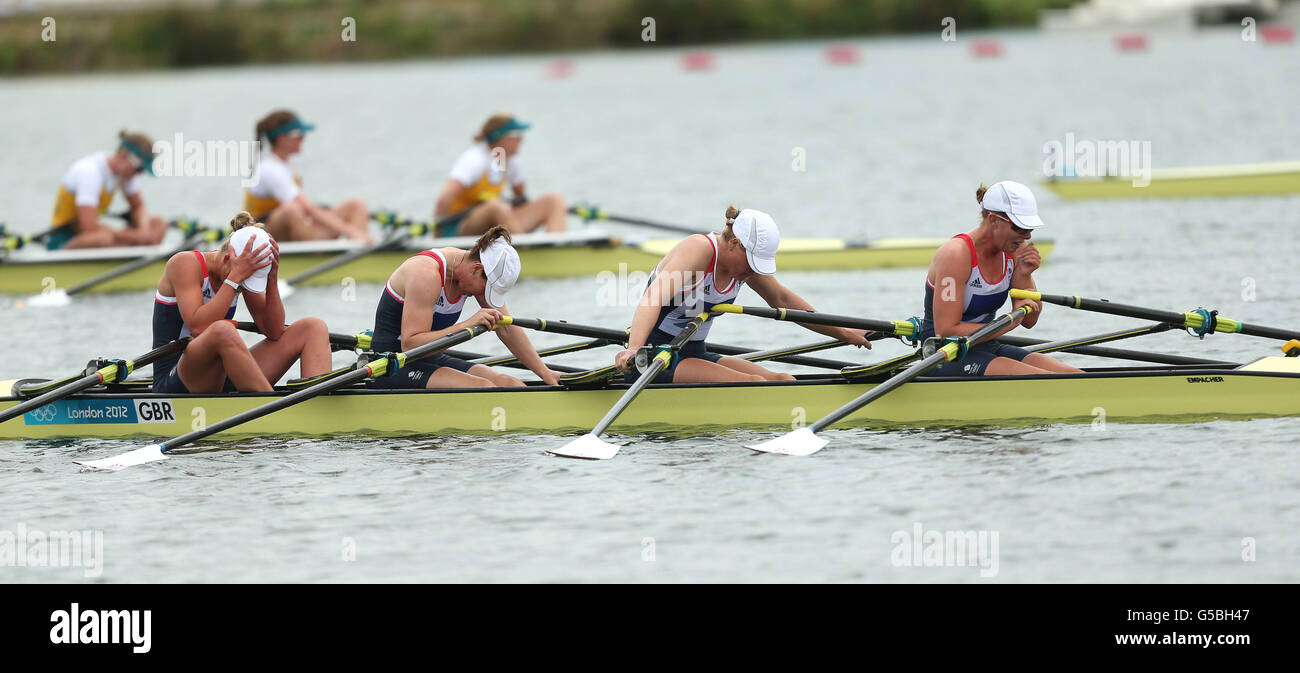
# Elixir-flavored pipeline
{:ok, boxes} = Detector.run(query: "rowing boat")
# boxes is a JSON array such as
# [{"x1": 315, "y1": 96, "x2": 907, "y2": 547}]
[
  {"x1": 1043, "y1": 160, "x2": 1300, "y2": 199},
  {"x1": 0, "y1": 228, "x2": 1055, "y2": 296},
  {"x1": 5, "y1": 355, "x2": 1297, "y2": 440}
]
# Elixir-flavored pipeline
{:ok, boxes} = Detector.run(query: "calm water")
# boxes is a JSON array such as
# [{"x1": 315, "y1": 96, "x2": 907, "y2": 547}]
[{"x1": 2, "y1": 29, "x2": 1298, "y2": 582}]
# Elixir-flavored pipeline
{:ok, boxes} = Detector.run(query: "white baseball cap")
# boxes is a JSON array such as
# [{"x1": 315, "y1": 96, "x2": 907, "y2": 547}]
[
  {"x1": 226, "y1": 225, "x2": 273, "y2": 293},
  {"x1": 731, "y1": 209, "x2": 780, "y2": 275},
  {"x1": 477, "y1": 238, "x2": 521, "y2": 308},
  {"x1": 981, "y1": 180, "x2": 1045, "y2": 230}
]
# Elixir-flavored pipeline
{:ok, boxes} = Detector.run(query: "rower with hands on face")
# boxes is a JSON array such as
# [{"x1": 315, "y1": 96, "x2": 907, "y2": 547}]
[{"x1": 150, "y1": 211, "x2": 332, "y2": 394}]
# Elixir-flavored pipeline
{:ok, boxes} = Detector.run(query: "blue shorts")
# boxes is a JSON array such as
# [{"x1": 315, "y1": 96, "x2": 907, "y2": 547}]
[
  {"x1": 623, "y1": 330, "x2": 723, "y2": 384},
  {"x1": 925, "y1": 340, "x2": 1033, "y2": 377},
  {"x1": 152, "y1": 363, "x2": 236, "y2": 394},
  {"x1": 366, "y1": 352, "x2": 476, "y2": 389}
]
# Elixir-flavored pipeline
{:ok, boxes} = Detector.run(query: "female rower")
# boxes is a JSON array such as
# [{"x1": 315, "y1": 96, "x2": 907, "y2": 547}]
[
  {"x1": 367, "y1": 225, "x2": 564, "y2": 389},
  {"x1": 432, "y1": 114, "x2": 567, "y2": 236},
  {"x1": 614, "y1": 205, "x2": 871, "y2": 383},
  {"x1": 920, "y1": 181, "x2": 1081, "y2": 376},
  {"x1": 152, "y1": 211, "x2": 332, "y2": 393},
  {"x1": 47, "y1": 130, "x2": 168, "y2": 250},
  {"x1": 245, "y1": 109, "x2": 372, "y2": 242}
]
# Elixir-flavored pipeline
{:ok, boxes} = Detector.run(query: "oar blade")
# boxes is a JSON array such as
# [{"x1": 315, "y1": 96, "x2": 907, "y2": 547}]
[
  {"x1": 74, "y1": 444, "x2": 167, "y2": 471},
  {"x1": 547, "y1": 432, "x2": 621, "y2": 460},
  {"x1": 27, "y1": 288, "x2": 70, "y2": 308},
  {"x1": 745, "y1": 426, "x2": 828, "y2": 456}
]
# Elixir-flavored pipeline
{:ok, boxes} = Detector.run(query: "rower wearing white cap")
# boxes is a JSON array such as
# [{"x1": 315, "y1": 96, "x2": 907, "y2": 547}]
[
  {"x1": 920, "y1": 181, "x2": 1081, "y2": 376},
  {"x1": 151, "y1": 211, "x2": 332, "y2": 393},
  {"x1": 367, "y1": 225, "x2": 564, "y2": 389},
  {"x1": 614, "y1": 205, "x2": 871, "y2": 383}
]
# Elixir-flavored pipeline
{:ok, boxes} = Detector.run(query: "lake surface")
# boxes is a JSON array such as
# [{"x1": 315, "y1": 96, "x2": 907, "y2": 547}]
[{"x1": 2, "y1": 28, "x2": 1298, "y2": 582}]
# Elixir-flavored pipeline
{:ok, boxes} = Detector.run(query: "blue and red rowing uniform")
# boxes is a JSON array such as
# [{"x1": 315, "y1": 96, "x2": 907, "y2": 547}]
[
  {"x1": 368, "y1": 249, "x2": 477, "y2": 389},
  {"x1": 920, "y1": 233, "x2": 1032, "y2": 377},
  {"x1": 151, "y1": 251, "x2": 238, "y2": 393}
]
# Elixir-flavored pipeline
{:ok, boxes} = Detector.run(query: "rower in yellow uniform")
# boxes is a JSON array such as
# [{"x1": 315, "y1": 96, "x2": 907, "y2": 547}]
[
  {"x1": 245, "y1": 110, "x2": 372, "y2": 242},
  {"x1": 151, "y1": 211, "x2": 332, "y2": 393},
  {"x1": 920, "y1": 181, "x2": 1081, "y2": 376},
  {"x1": 433, "y1": 114, "x2": 567, "y2": 236},
  {"x1": 367, "y1": 225, "x2": 564, "y2": 389},
  {"x1": 47, "y1": 130, "x2": 168, "y2": 250},
  {"x1": 614, "y1": 205, "x2": 870, "y2": 383}
]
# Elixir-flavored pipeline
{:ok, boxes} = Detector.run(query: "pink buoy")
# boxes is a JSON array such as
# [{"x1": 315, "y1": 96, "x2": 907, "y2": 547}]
[
  {"x1": 545, "y1": 60, "x2": 574, "y2": 79},
  {"x1": 824, "y1": 45, "x2": 860, "y2": 65},
  {"x1": 1115, "y1": 33, "x2": 1149, "y2": 51},
  {"x1": 681, "y1": 51, "x2": 715, "y2": 71},
  {"x1": 970, "y1": 39, "x2": 1004, "y2": 59},
  {"x1": 1261, "y1": 24, "x2": 1295, "y2": 44}
]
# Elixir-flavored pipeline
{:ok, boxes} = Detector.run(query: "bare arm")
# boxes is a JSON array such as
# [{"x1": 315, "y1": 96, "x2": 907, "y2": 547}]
[
  {"x1": 170, "y1": 254, "x2": 240, "y2": 336},
  {"x1": 1010, "y1": 242, "x2": 1043, "y2": 329},
  {"x1": 75, "y1": 205, "x2": 104, "y2": 234},
  {"x1": 493, "y1": 302, "x2": 560, "y2": 385},
  {"x1": 124, "y1": 192, "x2": 148, "y2": 228},
  {"x1": 397, "y1": 260, "x2": 501, "y2": 351},
  {"x1": 747, "y1": 275, "x2": 870, "y2": 346},
  {"x1": 930, "y1": 240, "x2": 1018, "y2": 340},
  {"x1": 244, "y1": 238, "x2": 286, "y2": 340},
  {"x1": 434, "y1": 178, "x2": 466, "y2": 219}
]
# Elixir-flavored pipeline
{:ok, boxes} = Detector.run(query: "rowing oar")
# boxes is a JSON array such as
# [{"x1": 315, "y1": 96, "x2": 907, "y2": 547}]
[
  {"x1": 0, "y1": 339, "x2": 190, "y2": 424},
  {"x1": 234, "y1": 321, "x2": 372, "y2": 352},
  {"x1": 446, "y1": 316, "x2": 858, "y2": 370},
  {"x1": 27, "y1": 219, "x2": 219, "y2": 308},
  {"x1": 548, "y1": 312, "x2": 713, "y2": 460},
  {"x1": 840, "y1": 322, "x2": 1233, "y2": 380},
  {"x1": 283, "y1": 205, "x2": 479, "y2": 289},
  {"x1": 746, "y1": 306, "x2": 1033, "y2": 456},
  {"x1": 569, "y1": 203, "x2": 702, "y2": 236},
  {"x1": 711, "y1": 303, "x2": 919, "y2": 339},
  {"x1": 74, "y1": 321, "x2": 504, "y2": 471},
  {"x1": 1010, "y1": 289, "x2": 1300, "y2": 343},
  {"x1": 1, "y1": 225, "x2": 57, "y2": 251}
]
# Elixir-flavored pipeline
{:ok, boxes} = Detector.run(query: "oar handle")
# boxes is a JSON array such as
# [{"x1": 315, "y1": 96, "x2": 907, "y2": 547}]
[{"x1": 1012, "y1": 289, "x2": 1300, "y2": 342}]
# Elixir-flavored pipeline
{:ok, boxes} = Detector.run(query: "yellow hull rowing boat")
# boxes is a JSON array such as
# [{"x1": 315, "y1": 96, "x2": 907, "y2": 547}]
[{"x1": 4, "y1": 356, "x2": 1297, "y2": 440}]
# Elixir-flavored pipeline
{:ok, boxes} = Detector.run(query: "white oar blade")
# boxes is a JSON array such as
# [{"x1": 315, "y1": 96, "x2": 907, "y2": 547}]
[
  {"x1": 277, "y1": 279, "x2": 295, "y2": 298},
  {"x1": 745, "y1": 426, "x2": 828, "y2": 456},
  {"x1": 547, "y1": 432, "x2": 620, "y2": 460},
  {"x1": 74, "y1": 444, "x2": 167, "y2": 471},
  {"x1": 27, "y1": 288, "x2": 70, "y2": 308}
]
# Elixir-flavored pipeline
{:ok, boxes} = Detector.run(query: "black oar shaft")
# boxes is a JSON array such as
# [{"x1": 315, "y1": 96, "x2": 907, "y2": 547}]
[
  {"x1": 1027, "y1": 291, "x2": 1300, "y2": 342},
  {"x1": 811, "y1": 307, "x2": 1031, "y2": 433},
  {"x1": 589, "y1": 313, "x2": 709, "y2": 437},
  {"x1": 711, "y1": 304, "x2": 906, "y2": 335},
  {"x1": 154, "y1": 325, "x2": 491, "y2": 454},
  {"x1": 569, "y1": 205, "x2": 701, "y2": 236}
]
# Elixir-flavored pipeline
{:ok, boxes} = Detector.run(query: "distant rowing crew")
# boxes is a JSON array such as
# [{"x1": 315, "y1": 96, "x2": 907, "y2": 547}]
[{"x1": 40, "y1": 110, "x2": 567, "y2": 251}]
